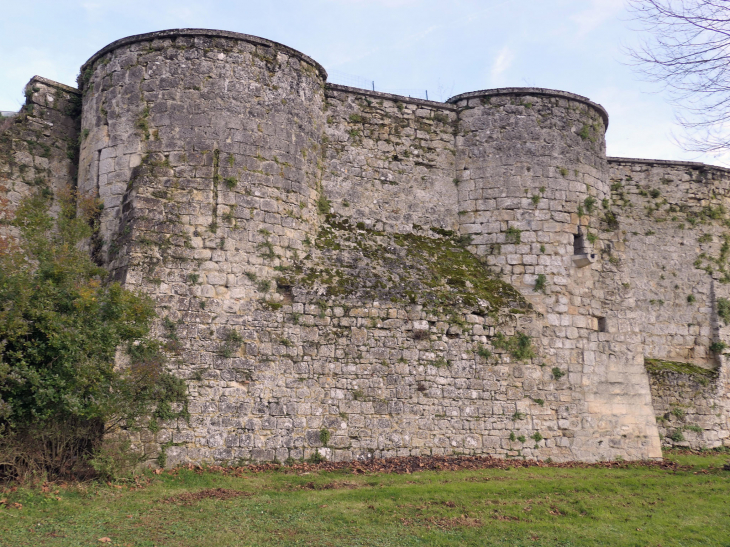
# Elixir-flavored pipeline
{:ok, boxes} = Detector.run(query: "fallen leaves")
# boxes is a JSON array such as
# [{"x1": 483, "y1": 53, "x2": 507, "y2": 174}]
[{"x1": 155, "y1": 454, "x2": 692, "y2": 479}]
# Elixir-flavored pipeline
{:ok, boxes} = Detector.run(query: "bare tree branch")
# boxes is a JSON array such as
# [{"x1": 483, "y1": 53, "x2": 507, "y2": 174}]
[{"x1": 627, "y1": 0, "x2": 730, "y2": 153}]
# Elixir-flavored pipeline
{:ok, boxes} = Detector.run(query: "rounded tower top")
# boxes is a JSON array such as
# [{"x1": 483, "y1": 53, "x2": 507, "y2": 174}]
[
  {"x1": 80, "y1": 28, "x2": 328, "y2": 80},
  {"x1": 447, "y1": 87, "x2": 608, "y2": 129}
]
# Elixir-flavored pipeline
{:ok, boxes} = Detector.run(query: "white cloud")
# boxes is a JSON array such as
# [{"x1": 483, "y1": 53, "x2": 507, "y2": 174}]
[
  {"x1": 490, "y1": 45, "x2": 514, "y2": 86},
  {"x1": 571, "y1": 0, "x2": 624, "y2": 38}
]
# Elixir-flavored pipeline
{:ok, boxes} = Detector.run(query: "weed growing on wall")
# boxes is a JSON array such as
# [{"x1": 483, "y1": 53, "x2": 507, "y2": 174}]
[
  {"x1": 534, "y1": 274, "x2": 547, "y2": 293},
  {"x1": 504, "y1": 227, "x2": 522, "y2": 244},
  {"x1": 552, "y1": 367, "x2": 566, "y2": 380},
  {"x1": 492, "y1": 332, "x2": 535, "y2": 362},
  {"x1": 716, "y1": 297, "x2": 730, "y2": 325}
]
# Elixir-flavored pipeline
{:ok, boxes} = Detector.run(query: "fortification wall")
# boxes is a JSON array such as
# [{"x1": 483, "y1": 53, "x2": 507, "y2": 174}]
[
  {"x1": 72, "y1": 29, "x2": 648, "y2": 464},
  {"x1": 608, "y1": 158, "x2": 730, "y2": 448},
  {"x1": 14, "y1": 28, "x2": 730, "y2": 464},
  {"x1": 0, "y1": 76, "x2": 80, "y2": 231},
  {"x1": 322, "y1": 85, "x2": 459, "y2": 233}
]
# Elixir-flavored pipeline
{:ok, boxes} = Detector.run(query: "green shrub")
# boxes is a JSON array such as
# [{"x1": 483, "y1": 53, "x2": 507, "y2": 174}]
[
  {"x1": 583, "y1": 197, "x2": 597, "y2": 214},
  {"x1": 710, "y1": 341, "x2": 727, "y2": 354},
  {"x1": 217, "y1": 329, "x2": 244, "y2": 358},
  {"x1": 669, "y1": 429, "x2": 685, "y2": 443},
  {"x1": 317, "y1": 194, "x2": 331, "y2": 215},
  {"x1": 603, "y1": 210, "x2": 619, "y2": 230},
  {"x1": 578, "y1": 124, "x2": 596, "y2": 142},
  {"x1": 0, "y1": 191, "x2": 187, "y2": 481}
]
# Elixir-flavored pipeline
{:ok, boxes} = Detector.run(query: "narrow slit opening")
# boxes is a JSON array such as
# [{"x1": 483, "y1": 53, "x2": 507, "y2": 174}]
[{"x1": 573, "y1": 231, "x2": 585, "y2": 255}]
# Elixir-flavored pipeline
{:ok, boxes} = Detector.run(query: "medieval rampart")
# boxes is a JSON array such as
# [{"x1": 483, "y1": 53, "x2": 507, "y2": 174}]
[{"x1": 1, "y1": 29, "x2": 728, "y2": 463}]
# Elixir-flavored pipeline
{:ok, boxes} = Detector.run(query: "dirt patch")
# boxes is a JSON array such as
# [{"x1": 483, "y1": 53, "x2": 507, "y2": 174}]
[
  {"x1": 300, "y1": 481, "x2": 360, "y2": 490},
  {"x1": 402, "y1": 515, "x2": 483, "y2": 529},
  {"x1": 162, "y1": 488, "x2": 251, "y2": 505}
]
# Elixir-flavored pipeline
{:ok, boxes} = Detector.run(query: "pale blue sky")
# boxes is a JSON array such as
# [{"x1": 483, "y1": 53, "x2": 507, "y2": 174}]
[{"x1": 2, "y1": 0, "x2": 721, "y2": 165}]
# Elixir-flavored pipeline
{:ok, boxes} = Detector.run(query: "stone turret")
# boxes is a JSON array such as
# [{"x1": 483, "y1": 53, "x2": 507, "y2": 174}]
[{"x1": 76, "y1": 29, "x2": 327, "y2": 286}]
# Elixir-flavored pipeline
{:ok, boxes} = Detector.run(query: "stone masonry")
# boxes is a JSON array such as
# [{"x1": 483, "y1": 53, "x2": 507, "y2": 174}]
[{"x1": 1, "y1": 28, "x2": 729, "y2": 464}]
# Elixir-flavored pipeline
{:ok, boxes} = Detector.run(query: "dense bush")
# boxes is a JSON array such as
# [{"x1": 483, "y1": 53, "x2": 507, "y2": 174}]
[{"x1": 0, "y1": 190, "x2": 187, "y2": 481}]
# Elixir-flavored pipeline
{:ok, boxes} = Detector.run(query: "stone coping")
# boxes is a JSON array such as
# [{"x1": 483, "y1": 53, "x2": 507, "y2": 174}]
[
  {"x1": 80, "y1": 28, "x2": 328, "y2": 80},
  {"x1": 447, "y1": 87, "x2": 609, "y2": 129},
  {"x1": 27, "y1": 75, "x2": 80, "y2": 95},
  {"x1": 325, "y1": 83, "x2": 456, "y2": 111},
  {"x1": 608, "y1": 156, "x2": 730, "y2": 174}
]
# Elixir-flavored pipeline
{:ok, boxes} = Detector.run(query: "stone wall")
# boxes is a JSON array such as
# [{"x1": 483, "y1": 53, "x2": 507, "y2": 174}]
[
  {"x1": 322, "y1": 85, "x2": 459, "y2": 233},
  {"x1": 645, "y1": 359, "x2": 728, "y2": 448},
  {"x1": 11, "y1": 28, "x2": 730, "y2": 464},
  {"x1": 68, "y1": 29, "x2": 670, "y2": 464},
  {"x1": 0, "y1": 76, "x2": 80, "y2": 233},
  {"x1": 608, "y1": 158, "x2": 730, "y2": 448}
]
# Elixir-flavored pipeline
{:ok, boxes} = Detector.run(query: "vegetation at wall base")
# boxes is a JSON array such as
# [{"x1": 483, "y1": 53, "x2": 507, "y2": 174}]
[
  {"x1": 0, "y1": 190, "x2": 188, "y2": 482},
  {"x1": 0, "y1": 451, "x2": 728, "y2": 546}
]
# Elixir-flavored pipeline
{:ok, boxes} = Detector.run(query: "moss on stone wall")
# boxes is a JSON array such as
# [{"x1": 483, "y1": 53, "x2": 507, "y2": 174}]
[
  {"x1": 279, "y1": 214, "x2": 527, "y2": 318},
  {"x1": 644, "y1": 358, "x2": 717, "y2": 379}
]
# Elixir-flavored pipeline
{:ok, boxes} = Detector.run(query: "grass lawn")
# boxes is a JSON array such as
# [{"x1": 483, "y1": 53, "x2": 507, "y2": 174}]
[{"x1": 1, "y1": 451, "x2": 729, "y2": 547}]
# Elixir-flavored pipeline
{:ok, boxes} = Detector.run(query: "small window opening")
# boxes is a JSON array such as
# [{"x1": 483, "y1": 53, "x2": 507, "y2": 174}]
[
  {"x1": 597, "y1": 317, "x2": 607, "y2": 332},
  {"x1": 573, "y1": 231, "x2": 586, "y2": 255}
]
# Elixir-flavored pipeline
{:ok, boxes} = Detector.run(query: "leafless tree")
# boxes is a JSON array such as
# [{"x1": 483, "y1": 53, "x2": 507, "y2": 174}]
[{"x1": 627, "y1": 0, "x2": 730, "y2": 154}]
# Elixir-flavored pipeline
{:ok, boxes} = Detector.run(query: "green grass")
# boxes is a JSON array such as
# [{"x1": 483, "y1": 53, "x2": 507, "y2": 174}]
[{"x1": 1, "y1": 452, "x2": 729, "y2": 546}]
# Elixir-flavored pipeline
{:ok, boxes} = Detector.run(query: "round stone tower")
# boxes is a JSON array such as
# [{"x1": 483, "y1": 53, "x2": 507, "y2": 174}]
[
  {"x1": 450, "y1": 88, "x2": 661, "y2": 461},
  {"x1": 77, "y1": 29, "x2": 327, "y2": 283},
  {"x1": 449, "y1": 88, "x2": 609, "y2": 293}
]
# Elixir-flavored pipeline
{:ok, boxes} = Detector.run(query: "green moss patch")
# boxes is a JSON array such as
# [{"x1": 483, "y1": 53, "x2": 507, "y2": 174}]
[
  {"x1": 279, "y1": 214, "x2": 527, "y2": 317},
  {"x1": 645, "y1": 358, "x2": 717, "y2": 379}
]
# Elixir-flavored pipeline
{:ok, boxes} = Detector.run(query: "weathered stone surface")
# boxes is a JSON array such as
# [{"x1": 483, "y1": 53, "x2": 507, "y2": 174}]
[
  {"x1": 2, "y1": 29, "x2": 729, "y2": 465},
  {"x1": 0, "y1": 76, "x2": 80, "y2": 237}
]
